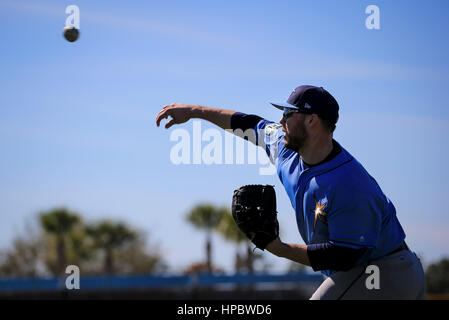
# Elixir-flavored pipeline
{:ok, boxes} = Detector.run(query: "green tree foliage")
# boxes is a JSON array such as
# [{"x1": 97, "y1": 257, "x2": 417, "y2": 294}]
[
  {"x1": 85, "y1": 220, "x2": 165, "y2": 275},
  {"x1": 217, "y1": 209, "x2": 246, "y2": 244},
  {"x1": 216, "y1": 209, "x2": 262, "y2": 273},
  {"x1": 40, "y1": 208, "x2": 81, "y2": 275},
  {"x1": 0, "y1": 208, "x2": 166, "y2": 277},
  {"x1": 86, "y1": 220, "x2": 137, "y2": 275},
  {"x1": 426, "y1": 258, "x2": 449, "y2": 294},
  {"x1": 113, "y1": 236, "x2": 166, "y2": 275},
  {"x1": 186, "y1": 204, "x2": 226, "y2": 273},
  {"x1": 0, "y1": 236, "x2": 42, "y2": 278}
]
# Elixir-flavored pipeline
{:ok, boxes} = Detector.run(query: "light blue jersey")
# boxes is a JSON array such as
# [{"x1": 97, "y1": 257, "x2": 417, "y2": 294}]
[{"x1": 256, "y1": 120, "x2": 406, "y2": 276}]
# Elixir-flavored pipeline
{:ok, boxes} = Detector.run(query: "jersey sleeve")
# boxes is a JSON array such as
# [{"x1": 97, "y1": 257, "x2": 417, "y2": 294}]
[
  {"x1": 254, "y1": 119, "x2": 285, "y2": 165},
  {"x1": 230, "y1": 113, "x2": 289, "y2": 165},
  {"x1": 307, "y1": 242, "x2": 368, "y2": 271}
]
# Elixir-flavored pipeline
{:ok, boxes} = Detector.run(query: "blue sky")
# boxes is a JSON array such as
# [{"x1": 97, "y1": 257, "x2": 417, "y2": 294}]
[{"x1": 1, "y1": 0, "x2": 448, "y2": 273}]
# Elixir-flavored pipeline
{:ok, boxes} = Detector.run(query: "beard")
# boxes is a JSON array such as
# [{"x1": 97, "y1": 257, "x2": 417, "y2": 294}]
[{"x1": 283, "y1": 122, "x2": 308, "y2": 152}]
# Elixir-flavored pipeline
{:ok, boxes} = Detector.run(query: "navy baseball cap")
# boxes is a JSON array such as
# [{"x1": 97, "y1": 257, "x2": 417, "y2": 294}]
[{"x1": 271, "y1": 85, "x2": 339, "y2": 123}]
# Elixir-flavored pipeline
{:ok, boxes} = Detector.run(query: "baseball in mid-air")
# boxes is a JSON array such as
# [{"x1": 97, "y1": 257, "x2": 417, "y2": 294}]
[{"x1": 63, "y1": 25, "x2": 79, "y2": 42}]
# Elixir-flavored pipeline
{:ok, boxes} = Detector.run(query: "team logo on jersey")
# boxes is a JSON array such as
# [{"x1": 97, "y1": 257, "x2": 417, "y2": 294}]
[
  {"x1": 264, "y1": 123, "x2": 282, "y2": 137},
  {"x1": 312, "y1": 198, "x2": 328, "y2": 230}
]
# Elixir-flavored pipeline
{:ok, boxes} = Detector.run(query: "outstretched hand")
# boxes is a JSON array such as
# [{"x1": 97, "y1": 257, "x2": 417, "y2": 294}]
[{"x1": 156, "y1": 103, "x2": 196, "y2": 129}]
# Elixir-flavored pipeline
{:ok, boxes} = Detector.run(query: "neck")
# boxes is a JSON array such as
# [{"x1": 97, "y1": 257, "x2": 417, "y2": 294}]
[{"x1": 299, "y1": 134, "x2": 333, "y2": 165}]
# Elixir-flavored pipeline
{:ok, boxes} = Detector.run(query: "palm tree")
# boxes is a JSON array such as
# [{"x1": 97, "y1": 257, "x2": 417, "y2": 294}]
[
  {"x1": 217, "y1": 209, "x2": 259, "y2": 273},
  {"x1": 86, "y1": 220, "x2": 137, "y2": 275},
  {"x1": 40, "y1": 208, "x2": 80, "y2": 275},
  {"x1": 186, "y1": 204, "x2": 226, "y2": 273}
]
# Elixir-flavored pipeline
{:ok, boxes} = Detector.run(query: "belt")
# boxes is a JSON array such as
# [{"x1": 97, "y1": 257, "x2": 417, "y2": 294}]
[{"x1": 386, "y1": 241, "x2": 409, "y2": 256}]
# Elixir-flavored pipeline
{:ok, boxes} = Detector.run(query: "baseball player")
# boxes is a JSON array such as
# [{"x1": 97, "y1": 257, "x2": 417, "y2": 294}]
[{"x1": 156, "y1": 85, "x2": 426, "y2": 299}]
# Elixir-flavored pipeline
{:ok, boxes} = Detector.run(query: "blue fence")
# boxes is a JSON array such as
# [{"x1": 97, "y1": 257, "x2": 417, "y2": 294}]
[{"x1": 0, "y1": 273, "x2": 322, "y2": 292}]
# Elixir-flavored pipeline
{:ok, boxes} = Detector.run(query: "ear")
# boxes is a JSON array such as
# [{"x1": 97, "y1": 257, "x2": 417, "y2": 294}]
[{"x1": 305, "y1": 114, "x2": 317, "y2": 126}]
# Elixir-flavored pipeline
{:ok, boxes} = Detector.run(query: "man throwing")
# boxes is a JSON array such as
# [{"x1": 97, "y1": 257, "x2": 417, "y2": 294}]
[{"x1": 155, "y1": 85, "x2": 426, "y2": 299}]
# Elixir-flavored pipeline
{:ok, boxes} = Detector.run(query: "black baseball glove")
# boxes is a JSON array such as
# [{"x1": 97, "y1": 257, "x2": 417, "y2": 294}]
[{"x1": 231, "y1": 184, "x2": 279, "y2": 250}]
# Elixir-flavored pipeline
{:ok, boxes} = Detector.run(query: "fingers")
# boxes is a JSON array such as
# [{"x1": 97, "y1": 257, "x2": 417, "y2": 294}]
[
  {"x1": 156, "y1": 113, "x2": 167, "y2": 127},
  {"x1": 156, "y1": 103, "x2": 184, "y2": 128},
  {"x1": 156, "y1": 106, "x2": 171, "y2": 127},
  {"x1": 165, "y1": 118, "x2": 176, "y2": 129}
]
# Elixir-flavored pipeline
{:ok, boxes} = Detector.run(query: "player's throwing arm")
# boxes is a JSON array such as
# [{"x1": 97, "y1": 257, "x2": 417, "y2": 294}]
[{"x1": 156, "y1": 103, "x2": 236, "y2": 130}]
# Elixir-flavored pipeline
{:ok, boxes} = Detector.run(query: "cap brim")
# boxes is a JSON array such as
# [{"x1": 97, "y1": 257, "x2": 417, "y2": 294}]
[{"x1": 270, "y1": 102, "x2": 299, "y2": 110}]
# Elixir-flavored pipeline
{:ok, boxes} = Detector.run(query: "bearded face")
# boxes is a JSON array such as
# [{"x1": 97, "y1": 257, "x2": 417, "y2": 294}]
[{"x1": 281, "y1": 113, "x2": 309, "y2": 152}]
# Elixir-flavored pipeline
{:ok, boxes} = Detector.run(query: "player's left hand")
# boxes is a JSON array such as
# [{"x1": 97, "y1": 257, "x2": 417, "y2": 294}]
[{"x1": 232, "y1": 184, "x2": 279, "y2": 250}]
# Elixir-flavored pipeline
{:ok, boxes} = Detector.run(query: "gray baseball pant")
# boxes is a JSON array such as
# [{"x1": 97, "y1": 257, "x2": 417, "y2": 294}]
[{"x1": 310, "y1": 248, "x2": 426, "y2": 300}]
